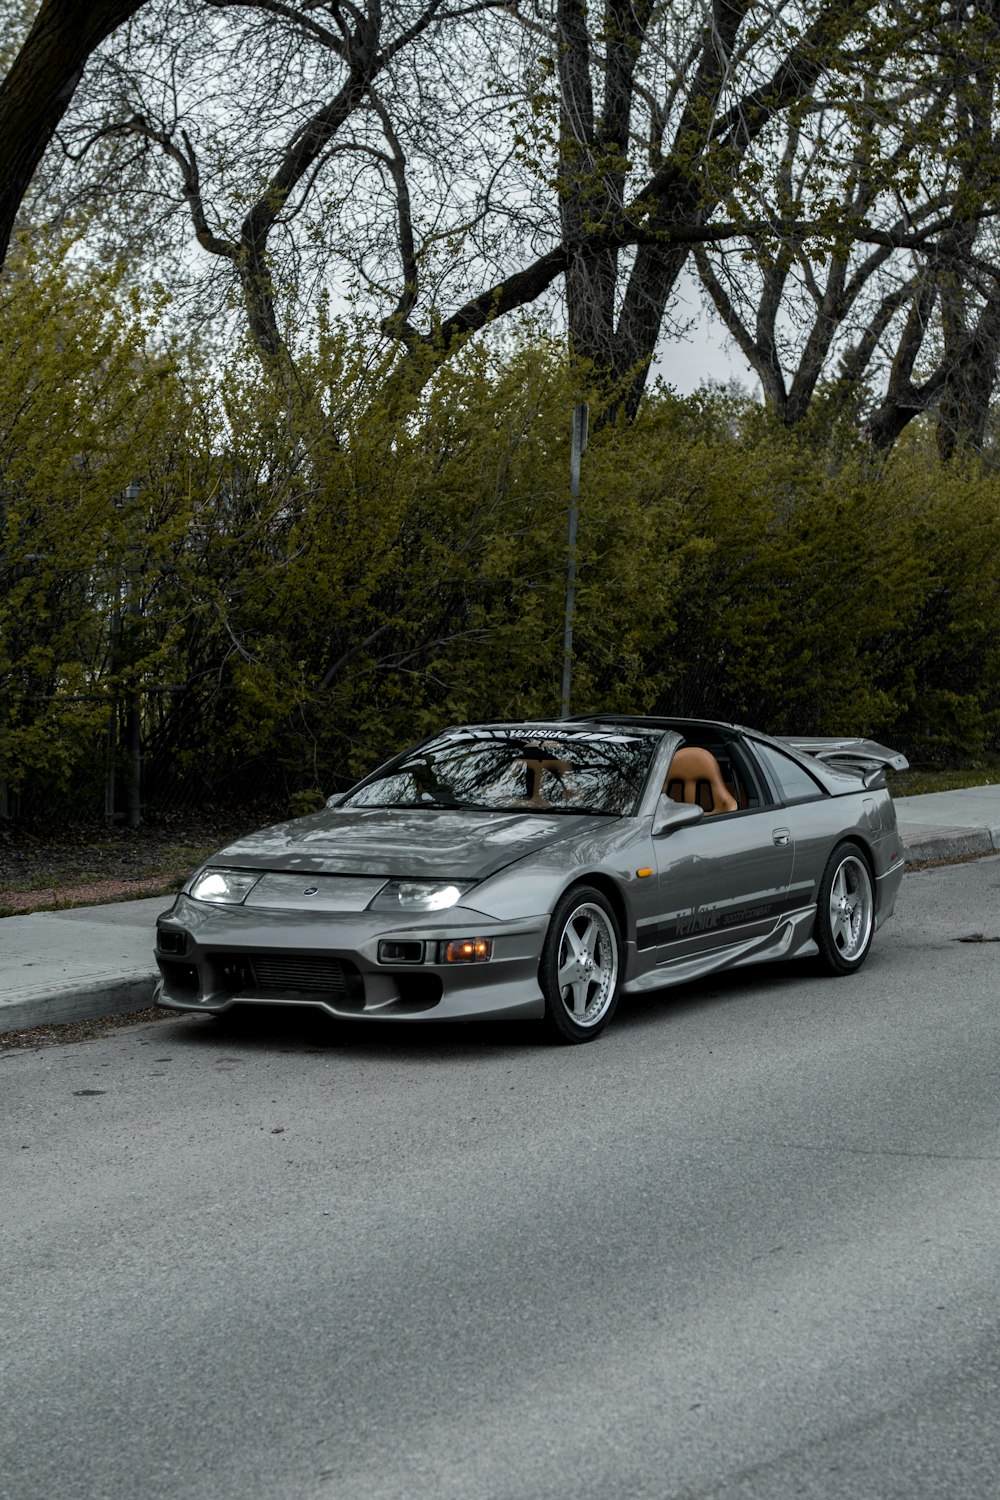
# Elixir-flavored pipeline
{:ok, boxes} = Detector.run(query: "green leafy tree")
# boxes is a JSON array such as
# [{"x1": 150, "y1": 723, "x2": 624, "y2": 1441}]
[{"x1": 0, "y1": 237, "x2": 187, "y2": 814}]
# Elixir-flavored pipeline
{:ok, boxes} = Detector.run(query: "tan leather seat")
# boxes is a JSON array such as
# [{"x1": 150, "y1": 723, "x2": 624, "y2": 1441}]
[
  {"x1": 665, "y1": 746, "x2": 738, "y2": 815},
  {"x1": 515, "y1": 751, "x2": 573, "y2": 805}
]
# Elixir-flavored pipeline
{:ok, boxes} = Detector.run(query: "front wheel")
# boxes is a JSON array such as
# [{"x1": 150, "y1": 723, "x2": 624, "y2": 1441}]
[
  {"x1": 815, "y1": 842, "x2": 875, "y2": 974},
  {"x1": 540, "y1": 886, "x2": 622, "y2": 1043}
]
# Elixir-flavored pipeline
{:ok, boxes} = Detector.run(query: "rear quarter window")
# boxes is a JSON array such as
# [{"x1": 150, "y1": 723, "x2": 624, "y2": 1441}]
[{"x1": 752, "y1": 742, "x2": 826, "y2": 804}]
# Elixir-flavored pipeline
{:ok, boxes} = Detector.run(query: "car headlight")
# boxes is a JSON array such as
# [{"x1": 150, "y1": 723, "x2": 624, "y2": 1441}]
[
  {"x1": 368, "y1": 879, "x2": 473, "y2": 912},
  {"x1": 189, "y1": 868, "x2": 262, "y2": 904}
]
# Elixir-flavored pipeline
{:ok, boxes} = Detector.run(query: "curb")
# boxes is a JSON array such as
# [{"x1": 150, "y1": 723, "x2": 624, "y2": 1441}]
[
  {"x1": 902, "y1": 826, "x2": 1000, "y2": 864},
  {"x1": 0, "y1": 972, "x2": 158, "y2": 1035}
]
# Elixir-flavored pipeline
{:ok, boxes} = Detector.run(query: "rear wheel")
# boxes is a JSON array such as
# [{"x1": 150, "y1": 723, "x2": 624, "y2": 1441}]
[
  {"x1": 540, "y1": 886, "x2": 621, "y2": 1043},
  {"x1": 815, "y1": 842, "x2": 875, "y2": 974}
]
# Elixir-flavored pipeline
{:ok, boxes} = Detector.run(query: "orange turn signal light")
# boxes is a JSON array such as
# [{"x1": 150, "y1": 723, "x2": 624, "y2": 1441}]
[
  {"x1": 442, "y1": 937, "x2": 493, "y2": 964},
  {"x1": 636, "y1": 867, "x2": 653, "y2": 878}
]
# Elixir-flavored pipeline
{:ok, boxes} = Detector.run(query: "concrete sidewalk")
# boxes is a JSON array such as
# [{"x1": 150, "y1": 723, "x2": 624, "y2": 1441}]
[
  {"x1": 0, "y1": 895, "x2": 172, "y2": 1033},
  {"x1": 2, "y1": 786, "x2": 998, "y2": 1036},
  {"x1": 892, "y1": 785, "x2": 1000, "y2": 862}
]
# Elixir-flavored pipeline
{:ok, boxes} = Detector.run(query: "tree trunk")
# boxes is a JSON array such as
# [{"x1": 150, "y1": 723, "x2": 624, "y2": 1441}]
[
  {"x1": 936, "y1": 296, "x2": 1000, "y2": 461},
  {"x1": 0, "y1": 0, "x2": 149, "y2": 267}
]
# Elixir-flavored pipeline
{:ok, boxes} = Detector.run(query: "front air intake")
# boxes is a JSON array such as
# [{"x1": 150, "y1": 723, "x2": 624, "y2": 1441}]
[{"x1": 212, "y1": 952, "x2": 363, "y2": 1003}]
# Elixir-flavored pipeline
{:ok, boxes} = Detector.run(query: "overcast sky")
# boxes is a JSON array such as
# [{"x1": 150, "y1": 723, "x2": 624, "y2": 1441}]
[{"x1": 650, "y1": 271, "x2": 757, "y2": 397}]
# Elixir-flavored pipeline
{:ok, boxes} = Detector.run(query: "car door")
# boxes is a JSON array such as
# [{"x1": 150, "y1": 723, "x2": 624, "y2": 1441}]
[
  {"x1": 642, "y1": 743, "x2": 796, "y2": 969},
  {"x1": 744, "y1": 737, "x2": 846, "y2": 914}
]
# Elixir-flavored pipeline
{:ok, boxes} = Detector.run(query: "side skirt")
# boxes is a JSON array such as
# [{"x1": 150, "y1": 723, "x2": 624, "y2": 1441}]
[{"x1": 622, "y1": 907, "x2": 818, "y2": 994}]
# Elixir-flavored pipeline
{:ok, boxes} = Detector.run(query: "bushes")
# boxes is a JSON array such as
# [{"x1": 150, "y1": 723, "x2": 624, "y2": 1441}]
[
  {"x1": 0, "y1": 242, "x2": 190, "y2": 818},
  {"x1": 1, "y1": 251, "x2": 998, "y2": 823},
  {"x1": 595, "y1": 400, "x2": 1000, "y2": 759}
]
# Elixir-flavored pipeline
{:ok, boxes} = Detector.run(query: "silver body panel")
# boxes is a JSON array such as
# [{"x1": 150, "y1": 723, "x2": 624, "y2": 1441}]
[{"x1": 155, "y1": 717, "x2": 907, "y2": 1026}]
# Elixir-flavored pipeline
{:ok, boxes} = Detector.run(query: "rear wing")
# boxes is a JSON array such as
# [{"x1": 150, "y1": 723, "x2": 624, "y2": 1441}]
[{"x1": 778, "y1": 736, "x2": 909, "y2": 786}]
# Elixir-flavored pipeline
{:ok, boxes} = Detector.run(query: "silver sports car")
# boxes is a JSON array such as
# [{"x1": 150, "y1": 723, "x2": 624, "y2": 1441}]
[{"x1": 154, "y1": 717, "x2": 908, "y2": 1042}]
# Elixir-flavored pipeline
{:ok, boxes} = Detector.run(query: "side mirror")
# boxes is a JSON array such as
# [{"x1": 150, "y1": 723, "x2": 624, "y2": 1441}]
[
  {"x1": 652, "y1": 797, "x2": 704, "y2": 837},
  {"x1": 325, "y1": 792, "x2": 347, "y2": 808}
]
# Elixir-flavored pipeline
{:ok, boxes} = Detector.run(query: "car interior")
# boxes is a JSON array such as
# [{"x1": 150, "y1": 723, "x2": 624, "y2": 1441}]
[{"x1": 664, "y1": 733, "x2": 764, "y2": 815}]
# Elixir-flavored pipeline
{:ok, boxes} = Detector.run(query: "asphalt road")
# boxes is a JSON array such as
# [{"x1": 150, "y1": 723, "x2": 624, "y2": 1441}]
[{"x1": 3, "y1": 856, "x2": 1000, "y2": 1500}]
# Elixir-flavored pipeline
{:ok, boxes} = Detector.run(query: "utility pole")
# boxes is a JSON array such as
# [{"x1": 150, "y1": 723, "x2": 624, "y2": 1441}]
[{"x1": 560, "y1": 402, "x2": 588, "y2": 719}]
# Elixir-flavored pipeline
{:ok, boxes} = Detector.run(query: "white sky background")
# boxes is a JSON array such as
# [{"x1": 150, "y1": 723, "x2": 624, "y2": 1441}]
[
  {"x1": 18, "y1": 0, "x2": 791, "y2": 410},
  {"x1": 652, "y1": 273, "x2": 758, "y2": 396},
  {"x1": 37, "y1": 0, "x2": 770, "y2": 406},
  {"x1": 15, "y1": 0, "x2": 963, "y2": 420},
  {"x1": 655, "y1": 335, "x2": 749, "y2": 396}
]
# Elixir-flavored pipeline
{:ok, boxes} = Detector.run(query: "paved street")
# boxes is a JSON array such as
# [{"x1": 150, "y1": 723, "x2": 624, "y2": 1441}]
[{"x1": 3, "y1": 857, "x2": 1000, "y2": 1499}]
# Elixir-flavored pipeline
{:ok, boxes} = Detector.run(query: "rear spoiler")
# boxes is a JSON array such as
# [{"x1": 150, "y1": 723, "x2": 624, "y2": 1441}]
[{"x1": 778, "y1": 736, "x2": 909, "y2": 785}]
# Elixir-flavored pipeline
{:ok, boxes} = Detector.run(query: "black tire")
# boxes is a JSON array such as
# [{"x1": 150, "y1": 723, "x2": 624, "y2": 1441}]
[
  {"x1": 540, "y1": 885, "x2": 622, "y2": 1043},
  {"x1": 815, "y1": 841, "x2": 875, "y2": 975}
]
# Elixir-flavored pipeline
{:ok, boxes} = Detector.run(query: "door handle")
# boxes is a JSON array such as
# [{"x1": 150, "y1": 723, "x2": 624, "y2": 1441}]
[{"x1": 772, "y1": 828, "x2": 791, "y2": 846}]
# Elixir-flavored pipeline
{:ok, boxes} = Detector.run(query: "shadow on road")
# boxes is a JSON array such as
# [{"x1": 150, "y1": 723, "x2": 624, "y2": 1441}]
[{"x1": 158, "y1": 955, "x2": 836, "y2": 1062}]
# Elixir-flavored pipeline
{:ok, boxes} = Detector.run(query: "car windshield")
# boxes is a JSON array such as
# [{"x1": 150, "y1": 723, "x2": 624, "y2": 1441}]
[{"x1": 343, "y1": 727, "x2": 658, "y2": 816}]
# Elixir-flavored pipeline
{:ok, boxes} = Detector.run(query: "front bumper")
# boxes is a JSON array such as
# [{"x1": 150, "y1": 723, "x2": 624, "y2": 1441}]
[{"x1": 155, "y1": 893, "x2": 547, "y2": 1022}]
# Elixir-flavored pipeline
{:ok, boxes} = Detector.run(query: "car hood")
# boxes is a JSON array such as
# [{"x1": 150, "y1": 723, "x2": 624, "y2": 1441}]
[{"x1": 205, "y1": 806, "x2": 614, "y2": 881}]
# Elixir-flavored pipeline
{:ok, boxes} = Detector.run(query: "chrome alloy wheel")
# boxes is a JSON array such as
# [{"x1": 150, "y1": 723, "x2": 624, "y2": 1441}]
[
  {"x1": 556, "y1": 901, "x2": 619, "y2": 1028},
  {"x1": 828, "y1": 853, "x2": 874, "y2": 963}
]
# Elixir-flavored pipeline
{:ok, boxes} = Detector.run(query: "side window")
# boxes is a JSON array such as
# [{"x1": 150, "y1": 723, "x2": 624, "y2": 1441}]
[
  {"x1": 752, "y1": 742, "x2": 825, "y2": 804},
  {"x1": 665, "y1": 739, "x2": 765, "y2": 813}
]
